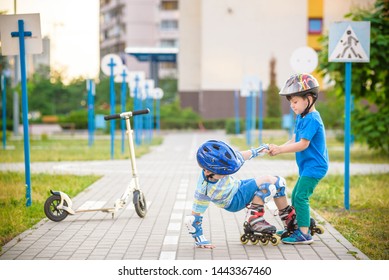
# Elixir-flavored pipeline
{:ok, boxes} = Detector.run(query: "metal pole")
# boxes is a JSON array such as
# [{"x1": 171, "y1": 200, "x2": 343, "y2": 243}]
[
  {"x1": 2, "y1": 75, "x2": 6, "y2": 150},
  {"x1": 109, "y1": 58, "x2": 116, "y2": 159},
  {"x1": 258, "y1": 81, "x2": 263, "y2": 144},
  {"x1": 87, "y1": 79, "x2": 94, "y2": 147},
  {"x1": 12, "y1": 20, "x2": 32, "y2": 206},
  {"x1": 344, "y1": 62, "x2": 352, "y2": 210},
  {"x1": 246, "y1": 93, "x2": 252, "y2": 146},
  {"x1": 121, "y1": 71, "x2": 127, "y2": 154}
]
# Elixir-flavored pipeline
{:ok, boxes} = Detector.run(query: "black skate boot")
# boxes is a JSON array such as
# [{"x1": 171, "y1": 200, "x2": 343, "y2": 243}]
[
  {"x1": 240, "y1": 203, "x2": 280, "y2": 246},
  {"x1": 277, "y1": 205, "x2": 297, "y2": 238},
  {"x1": 277, "y1": 206, "x2": 325, "y2": 238}
]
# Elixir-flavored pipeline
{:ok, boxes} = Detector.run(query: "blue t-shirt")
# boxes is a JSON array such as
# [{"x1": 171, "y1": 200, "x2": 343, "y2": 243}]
[{"x1": 294, "y1": 111, "x2": 329, "y2": 179}]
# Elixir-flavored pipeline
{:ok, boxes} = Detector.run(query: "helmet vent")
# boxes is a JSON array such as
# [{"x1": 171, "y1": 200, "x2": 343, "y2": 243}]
[
  {"x1": 212, "y1": 144, "x2": 220, "y2": 150},
  {"x1": 225, "y1": 152, "x2": 231, "y2": 159}
]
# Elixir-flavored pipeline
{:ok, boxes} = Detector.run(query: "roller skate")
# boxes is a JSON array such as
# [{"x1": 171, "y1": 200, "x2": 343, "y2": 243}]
[
  {"x1": 240, "y1": 203, "x2": 281, "y2": 246},
  {"x1": 277, "y1": 205, "x2": 325, "y2": 238}
]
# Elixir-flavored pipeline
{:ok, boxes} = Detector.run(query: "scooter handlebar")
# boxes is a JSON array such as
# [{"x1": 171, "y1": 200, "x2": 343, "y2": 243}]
[
  {"x1": 132, "y1": 108, "x2": 150, "y2": 116},
  {"x1": 104, "y1": 113, "x2": 121, "y2": 120},
  {"x1": 104, "y1": 108, "x2": 150, "y2": 120}
]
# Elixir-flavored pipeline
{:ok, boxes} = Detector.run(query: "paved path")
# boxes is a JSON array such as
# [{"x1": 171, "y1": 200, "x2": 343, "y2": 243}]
[{"x1": 1, "y1": 131, "x2": 388, "y2": 260}]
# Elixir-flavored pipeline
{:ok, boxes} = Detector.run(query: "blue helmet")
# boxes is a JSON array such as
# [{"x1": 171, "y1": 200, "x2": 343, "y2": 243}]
[{"x1": 196, "y1": 140, "x2": 244, "y2": 175}]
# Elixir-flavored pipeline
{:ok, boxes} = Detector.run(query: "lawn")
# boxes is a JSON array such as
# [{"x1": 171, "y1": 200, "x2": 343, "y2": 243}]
[
  {"x1": 0, "y1": 136, "x2": 163, "y2": 162},
  {"x1": 0, "y1": 171, "x2": 101, "y2": 251},
  {"x1": 287, "y1": 173, "x2": 389, "y2": 260},
  {"x1": 1, "y1": 133, "x2": 388, "y2": 259},
  {"x1": 230, "y1": 134, "x2": 389, "y2": 260},
  {"x1": 0, "y1": 135, "x2": 162, "y2": 252}
]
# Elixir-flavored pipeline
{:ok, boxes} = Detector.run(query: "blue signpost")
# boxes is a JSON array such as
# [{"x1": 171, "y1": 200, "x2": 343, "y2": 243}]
[
  {"x1": 119, "y1": 68, "x2": 128, "y2": 154},
  {"x1": 1, "y1": 75, "x2": 6, "y2": 150},
  {"x1": 242, "y1": 76, "x2": 260, "y2": 146},
  {"x1": 329, "y1": 21, "x2": 370, "y2": 210},
  {"x1": 101, "y1": 54, "x2": 123, "y2": 159},
  {"x1": 0, "y1": 14, "x2": 42, "y2": 207},
  {"x1": 12, "y1": 20, "x2": 32, "y2": 206},
  {"x1": 87, "y1": 79, "x2": 95, "y2": 147},
  {"x1": 258, "y1": 81, "x2": 263, "y2": 144},
  {"x1": 153, "y1": 88, "x2": 164, "y2": 134},
  {"x1": 129, "y1": 71, "x2": 145, "y2": 146}
]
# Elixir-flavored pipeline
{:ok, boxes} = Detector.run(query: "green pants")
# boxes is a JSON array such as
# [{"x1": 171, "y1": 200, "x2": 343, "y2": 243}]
[{"x1": 291, "y1": 176, "x2": 320, "y2": 228}]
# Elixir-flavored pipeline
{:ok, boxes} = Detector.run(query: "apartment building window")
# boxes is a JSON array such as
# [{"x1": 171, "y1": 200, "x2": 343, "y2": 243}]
[
  {"x1": 161, "y1": 20, "x2": 178, "y2": 30},
  {"x1": 160, "y1": 0, "x2": 178, "y2": 11},
  {"x1": 160, "y1": 39, "x2": 177, "y2": 47},
  {"x1": 308, "y1": 18, "x2": 323, "y2": 34}
]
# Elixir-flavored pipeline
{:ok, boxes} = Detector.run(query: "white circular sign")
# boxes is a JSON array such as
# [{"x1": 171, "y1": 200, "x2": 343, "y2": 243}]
[
  {"x1": 153, "y1": 88, "x2": 164, "y2": 99},
  {"x1": 114, "y1": 65, "x2": 130, "y2": 83},
  {"x1": 101, "y1": 54, "x2": 123, "y2": 76},
  {"x1": 290, "y1": 47, "x2": 318, "y2": 73}
]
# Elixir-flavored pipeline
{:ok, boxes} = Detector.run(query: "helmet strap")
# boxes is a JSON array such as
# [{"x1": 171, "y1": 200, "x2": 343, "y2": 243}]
[{"x1": 301, "y1": 95, "x2": 317, "y2": 117}]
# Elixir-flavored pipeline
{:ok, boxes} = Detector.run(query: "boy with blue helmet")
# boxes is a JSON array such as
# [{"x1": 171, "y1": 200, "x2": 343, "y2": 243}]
[
  {"x1": 185, "y1": 140, "x2": 292, "y2": 249},
  {"x1": 269, "y1": 73, "x2": 329, "y2": 245}
]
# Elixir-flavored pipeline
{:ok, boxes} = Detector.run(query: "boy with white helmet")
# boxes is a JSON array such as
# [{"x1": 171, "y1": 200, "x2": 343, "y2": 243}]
[{"x1": 269, "y1": 73, "x2": 329, "y2": 245}]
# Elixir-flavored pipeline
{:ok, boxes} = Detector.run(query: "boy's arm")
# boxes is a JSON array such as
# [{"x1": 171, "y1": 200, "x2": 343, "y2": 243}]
[
  {"x1": 269, "y1": 136, "x2": 310, "y2": 156},
  {"x1": 185, "y1": 189, "x2": 215, "y2": 249},
  {"x1": 240, "y1": 144, "x2": 270, "y2": 161},
  {"x1": 185, "y1": 213, "x2": 215, "y2": 249}
]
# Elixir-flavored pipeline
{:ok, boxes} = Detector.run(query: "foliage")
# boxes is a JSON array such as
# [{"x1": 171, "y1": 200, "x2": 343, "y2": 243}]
[
  {"x1": 266, "y1": 57, "x2": 282, "y2": 118},
  {"x1": 158, "y1": 77, "x2": 178, "y2": 104},
  {"x1": 0, "y1": 171, "x2": 100, "y2": 251},
  {"x1": 317, "y1": 0, "x2": 389, "y2": 154},
  {"x1": 287, "y1": 173, "x2": 389, "y2": 260},
  {"x1": 315, "y1": 90, "x2": 344, "y2": 129}
]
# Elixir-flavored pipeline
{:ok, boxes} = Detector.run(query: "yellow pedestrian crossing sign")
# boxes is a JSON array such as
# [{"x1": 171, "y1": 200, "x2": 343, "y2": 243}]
[{"x1": 329, "y1": 21, "x2": 370, "y2": 63}]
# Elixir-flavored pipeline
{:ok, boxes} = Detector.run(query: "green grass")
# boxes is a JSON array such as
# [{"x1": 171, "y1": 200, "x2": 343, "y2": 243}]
[
  {"x1": 230, "y1": 135, "x2": 389, "y2": 164},
  {"x1": 0, "y1": 171, "x2": 101, "y2": 252},
  {"x1": 286, "y1": 174, "x2": 389, "y2": 260},
  {"x1": 231, "y1": 134, "x2": 389, "y2": 259},
  {"x1": 0, "y1": 135, "x2": 163, "y2": 253},
  {"x1": 0, "y1": 136, "x2": 163, "y2": 162}
]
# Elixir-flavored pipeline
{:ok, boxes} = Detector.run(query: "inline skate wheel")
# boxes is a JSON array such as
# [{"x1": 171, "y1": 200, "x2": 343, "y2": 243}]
[
  {"x1": 250, "y1": 236, "x2": 259, "y2": 245},
  {"x1": 270, "y1": 235, "x2": 281, "y2": 246},
  {"x1": 240, "y1": 234, "x2": 249, "y2": 245},
  {"x1": 314, "y1": 224, "x2": 325, "y2": 235},
  {"x1": 259, "y1": 237, "x2": 269, "y2": 246}
]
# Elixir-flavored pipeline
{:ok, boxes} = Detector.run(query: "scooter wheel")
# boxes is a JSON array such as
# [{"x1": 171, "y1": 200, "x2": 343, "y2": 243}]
[
  {"x1": 133, "y1": 190, "x2": 147, "y2": 218},
  {"x1": 44, "y1": 195, "x2": 68, "y2": 222}
]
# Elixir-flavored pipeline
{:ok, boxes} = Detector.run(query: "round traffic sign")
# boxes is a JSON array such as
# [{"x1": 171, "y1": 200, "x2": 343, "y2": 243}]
[{"x1": 101, "y1": 54, "x2": 123, "y2": 76}]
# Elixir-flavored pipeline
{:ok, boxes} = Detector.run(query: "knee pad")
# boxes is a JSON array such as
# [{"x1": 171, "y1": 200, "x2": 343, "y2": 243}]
[
  {"x1": 254, "y1": 183, "x2": 277, "y2": 203},
  {"x1": 274, "y1": 176, "x2": 287, "y2": 198}
]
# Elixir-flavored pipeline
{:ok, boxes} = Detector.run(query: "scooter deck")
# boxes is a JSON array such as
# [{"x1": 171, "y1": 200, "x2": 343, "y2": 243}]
[{"x1": 75, "y1": 207, "x2": 116, "y2": 213}]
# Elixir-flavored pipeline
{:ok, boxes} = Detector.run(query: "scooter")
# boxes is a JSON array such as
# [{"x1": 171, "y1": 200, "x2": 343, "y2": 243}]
[{"x1": 44, "y1": 108, "x2": 150, "y2": 222}]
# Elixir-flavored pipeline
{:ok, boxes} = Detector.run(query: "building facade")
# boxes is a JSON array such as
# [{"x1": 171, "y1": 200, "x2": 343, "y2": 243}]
[
  {"x1": 99, "y1": 0, "x2": 179, "y2": 79},
  {"x1": 178, "y1": 0, "x2": 375, "y2": 119}
]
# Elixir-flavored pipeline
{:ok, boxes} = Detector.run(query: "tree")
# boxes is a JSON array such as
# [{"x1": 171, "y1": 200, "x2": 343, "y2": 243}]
[
  {"x1": 266, "y1": 57, "x2": 281, "y2": 118},
  {"x1": 317, "y1": 0, "x2": 389, "y2": 154}
]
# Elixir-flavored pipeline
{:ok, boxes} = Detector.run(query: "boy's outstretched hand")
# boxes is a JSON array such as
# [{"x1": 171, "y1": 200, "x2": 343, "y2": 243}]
[
  {"x1": 268, "y1": 144, "x2": 281, "y2": 156},
  {"x1": 197, "y1": 243, "x2": 216, "y2": 249}
]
